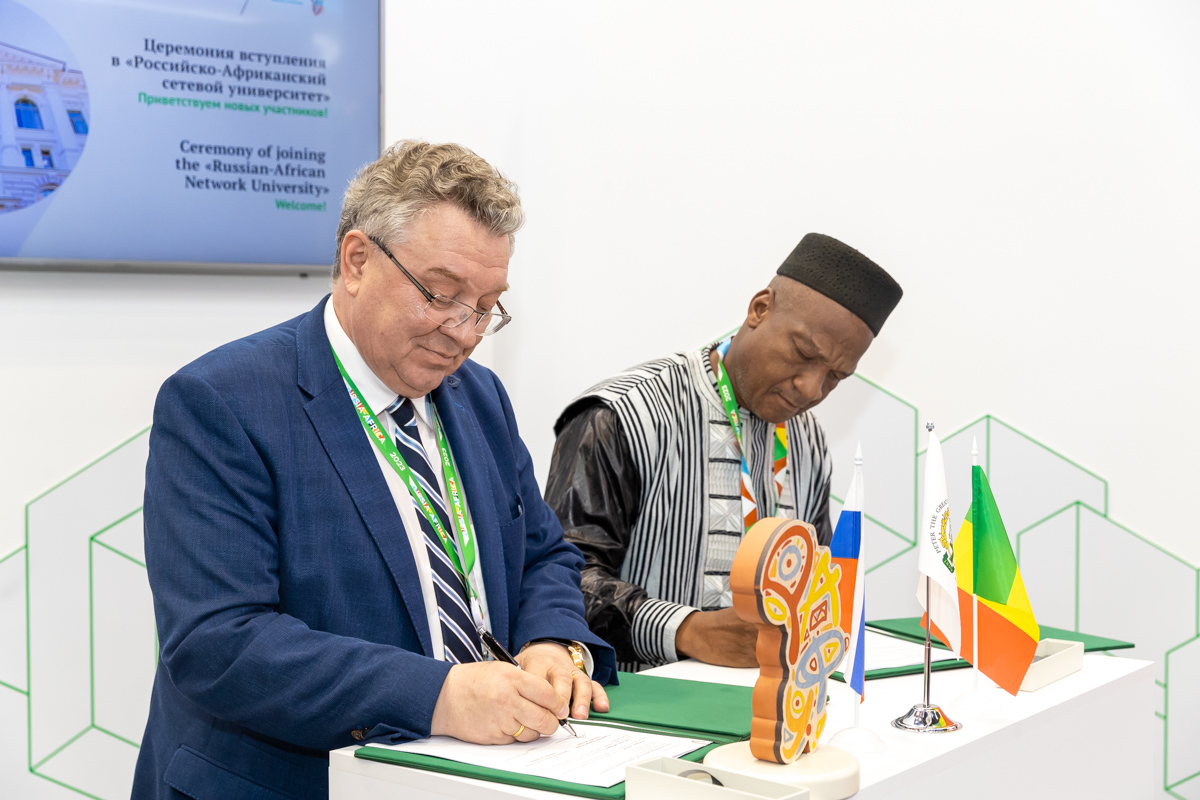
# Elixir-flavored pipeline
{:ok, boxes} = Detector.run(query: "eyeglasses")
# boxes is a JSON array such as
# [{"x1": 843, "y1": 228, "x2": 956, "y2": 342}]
[{"x1": 369, "y1": 236, "x2": 511, "y2": 336}]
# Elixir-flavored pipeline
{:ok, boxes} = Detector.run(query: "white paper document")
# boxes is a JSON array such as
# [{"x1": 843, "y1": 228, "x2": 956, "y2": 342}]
[
  {"x1": 863, "y1": 629, "x2": 960, "y2": 671},
  {"x1": 363, "y1": 724, "x2": 710, "y2": 788}
]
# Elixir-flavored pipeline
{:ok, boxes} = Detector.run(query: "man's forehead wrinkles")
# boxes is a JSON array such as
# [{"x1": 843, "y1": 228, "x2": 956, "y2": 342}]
[
  {"x1": 424, "y1": 266, "x2": 463, "y2": 283},
  {"x1": 419, "y1": 263, "x2": 506, "y2": 290}
]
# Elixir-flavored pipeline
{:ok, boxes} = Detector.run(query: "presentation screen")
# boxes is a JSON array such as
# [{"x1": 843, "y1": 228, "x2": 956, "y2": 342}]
[{"x1": 0, "y1": 0, "x2": 381, "y2": 274}]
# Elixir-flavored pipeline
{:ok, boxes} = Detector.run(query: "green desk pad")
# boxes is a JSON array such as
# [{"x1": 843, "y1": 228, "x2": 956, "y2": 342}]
[
  {"x1": 354, "y1": 672, "x2": 751, "y2": 799},
  {"x1": 589, "y1": 671, "x2": 753, "y2": 739},
  {"x1": 868, "y1": 617, "x2": 1135, "y2": 653}
]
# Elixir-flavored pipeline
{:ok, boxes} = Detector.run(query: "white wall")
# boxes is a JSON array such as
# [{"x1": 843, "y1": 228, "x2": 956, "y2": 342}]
[
  {"x1": 382, "y1": 0, "x2": 1200, "y2": 565},
  {"x1": 2, "y1": 1, "x2": 1194, "y2": 565},
  {"x1": 0, "y1": 272, "x2": 329, "y2": 560}
]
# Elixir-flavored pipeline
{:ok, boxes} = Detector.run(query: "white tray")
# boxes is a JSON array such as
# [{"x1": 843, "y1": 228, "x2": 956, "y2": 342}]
[{"x1": 1020, "y1": 638, "x2": 1084, "y2": 692}]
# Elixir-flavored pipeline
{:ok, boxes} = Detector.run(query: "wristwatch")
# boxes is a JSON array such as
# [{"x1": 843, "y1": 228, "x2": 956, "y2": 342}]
[{"x1": 525, "y1": 638, "x2": 587, "y2": 672}]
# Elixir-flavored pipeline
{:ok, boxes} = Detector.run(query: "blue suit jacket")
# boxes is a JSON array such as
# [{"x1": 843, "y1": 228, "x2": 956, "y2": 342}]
[{"x1": 134, "y1": 297, "x2": 616, "y2": 800}]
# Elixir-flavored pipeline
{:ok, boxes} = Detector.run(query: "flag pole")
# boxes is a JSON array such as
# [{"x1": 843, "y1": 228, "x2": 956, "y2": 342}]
[
  {"x1": 971, "y1": 437, "x2": 980, "y2": 692},
  {"x1": 923, "y1": 576, "x2": 932, "y2": 707},
  {"x1": 829, "y1": 442, "x2": 887, "y2": 754},
  {"x1": 855, "y1": 441, "x2": 864, "y2": 732},
  {"x1": 893, "y1": 423, "x2": 961, "y2": 734}
]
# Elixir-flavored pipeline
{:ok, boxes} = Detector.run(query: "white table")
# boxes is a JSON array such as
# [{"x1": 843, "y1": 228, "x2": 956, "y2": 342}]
[{"x1": 328, "y1": 654, "x2": 1155, "y2": 799}]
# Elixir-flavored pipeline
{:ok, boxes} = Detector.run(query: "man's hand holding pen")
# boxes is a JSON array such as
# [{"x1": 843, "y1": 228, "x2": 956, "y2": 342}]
[
  {"x1": 430, "y1": 661, "x2": 566, "y2": 744},
  {"x1": 429, "y1": 642, "x2": 609, "y2": 744},
  {"x1": 516, "y1": 641, "x2": 610, "y2": 723}
]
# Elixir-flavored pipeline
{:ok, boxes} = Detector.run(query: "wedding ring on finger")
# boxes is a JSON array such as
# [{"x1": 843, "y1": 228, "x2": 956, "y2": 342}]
[{"x1": 506, "y1": 723, "x2": 526, "y2": 740}]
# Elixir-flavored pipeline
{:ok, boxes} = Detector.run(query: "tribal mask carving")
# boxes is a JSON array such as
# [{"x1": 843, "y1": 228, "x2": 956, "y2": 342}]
[{"x1": 731, "y1": 517, "x2": 846, "y2": 763}]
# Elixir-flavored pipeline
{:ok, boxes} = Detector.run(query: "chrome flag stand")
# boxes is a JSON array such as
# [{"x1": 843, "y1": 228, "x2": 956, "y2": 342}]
[
  {"x1": 893, "y1": 422, "x2": 962, "y2": 734},
  {"x1": 891, "y1": 576, "x2": 962, "y2": 732}
]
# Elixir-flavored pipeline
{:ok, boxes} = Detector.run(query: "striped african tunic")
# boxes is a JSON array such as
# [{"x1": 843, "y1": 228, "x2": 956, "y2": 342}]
[{"x1": 572, "y1": 341, "x2": 833, "y2": 671}]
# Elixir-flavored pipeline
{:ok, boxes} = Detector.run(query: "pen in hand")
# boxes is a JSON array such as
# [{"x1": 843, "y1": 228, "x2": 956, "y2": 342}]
[{"x1": 478, "y1": 628, "x2": 580, "y2": 738}]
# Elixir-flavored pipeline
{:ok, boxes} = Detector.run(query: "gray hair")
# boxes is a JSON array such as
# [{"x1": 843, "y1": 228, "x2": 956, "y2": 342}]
[{"x1": 332, "y1": 140, "x2": 524, "y2": 278}]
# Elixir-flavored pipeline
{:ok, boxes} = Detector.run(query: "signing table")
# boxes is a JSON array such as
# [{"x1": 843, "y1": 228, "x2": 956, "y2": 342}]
[{"x1": 328, "y1": 654, "x2": 1154, "y2": 799}]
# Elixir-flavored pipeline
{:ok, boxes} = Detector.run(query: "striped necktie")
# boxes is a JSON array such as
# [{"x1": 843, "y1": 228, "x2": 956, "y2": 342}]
[{"x1": 385, "y1": 396, "x2": 483, "y2": 664}]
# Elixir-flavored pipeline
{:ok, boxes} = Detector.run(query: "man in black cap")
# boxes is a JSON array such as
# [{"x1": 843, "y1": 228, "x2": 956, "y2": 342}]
[{"x1": 544, "y1": 233, "x2": 903, "y2": 671}]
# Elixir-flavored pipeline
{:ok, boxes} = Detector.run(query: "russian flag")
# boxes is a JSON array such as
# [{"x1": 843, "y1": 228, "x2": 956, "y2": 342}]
[{"x1": 829, "y1": 443, "x2": 866, "y2": 700}]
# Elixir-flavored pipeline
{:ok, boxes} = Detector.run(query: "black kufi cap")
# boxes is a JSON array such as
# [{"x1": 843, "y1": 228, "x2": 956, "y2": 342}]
[{"x1": 776, "y1": 233, "x2": 903, "y2": 336}]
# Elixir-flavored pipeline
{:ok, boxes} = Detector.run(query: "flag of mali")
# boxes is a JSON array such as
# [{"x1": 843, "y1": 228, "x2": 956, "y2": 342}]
[{"x1": 953, "y1": 466, "x2": 1040, "y2": 695}]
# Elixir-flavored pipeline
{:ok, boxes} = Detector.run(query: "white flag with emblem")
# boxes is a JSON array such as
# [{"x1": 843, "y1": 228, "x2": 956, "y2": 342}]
[{"x1": 916, "y1": 428, "x2": 961, "y2": 654}]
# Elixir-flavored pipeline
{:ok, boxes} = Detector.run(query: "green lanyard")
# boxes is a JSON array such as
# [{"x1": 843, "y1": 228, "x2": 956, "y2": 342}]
[
  {"x1": 713, "y1": 339, "x2": 747, "y2": 449},
  {"x1": 331, "y1": 349, "x2": 478, "y2": 595},
  {"x1": 713, "y1": 337, "x2": 786, "y2": 522}
]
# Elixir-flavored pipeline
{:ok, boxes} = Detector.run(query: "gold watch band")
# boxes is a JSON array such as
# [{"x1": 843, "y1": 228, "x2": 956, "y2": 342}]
[{"x1": 566, "y1": 642, "x2": 586, "y2": 672}]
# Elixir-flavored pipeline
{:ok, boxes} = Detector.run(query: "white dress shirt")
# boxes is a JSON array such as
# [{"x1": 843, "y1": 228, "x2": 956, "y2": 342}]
[{"x1": 324, "y1": 301, "x2": 594, "y2": 674}]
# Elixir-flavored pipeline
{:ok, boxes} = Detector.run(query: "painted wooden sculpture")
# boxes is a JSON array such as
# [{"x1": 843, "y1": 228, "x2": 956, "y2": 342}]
[{"x1": 731, "y1": 517, "x2": 848, "y2": 763}]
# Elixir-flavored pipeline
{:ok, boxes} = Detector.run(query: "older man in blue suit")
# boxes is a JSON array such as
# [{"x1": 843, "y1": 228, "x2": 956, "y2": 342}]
[{"x1": 134, "y1": 141, "x2": 616, "y2": 800}]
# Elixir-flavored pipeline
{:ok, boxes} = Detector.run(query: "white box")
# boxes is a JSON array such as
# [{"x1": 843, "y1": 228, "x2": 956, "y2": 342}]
[
  {"x1": 1020, "y1": 638, "x2": 1084, "y2": 692},
  {"x1": 626, "y1": 756, "x2": 810, "y2": 800}
]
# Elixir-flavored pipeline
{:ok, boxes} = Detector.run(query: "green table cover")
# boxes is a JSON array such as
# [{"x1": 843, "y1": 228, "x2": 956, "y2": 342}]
[
  {"x1": 830, "y1": 617, "x2": 1135, "y2": 683},
  {"x1": 867, "y1": 617, "x2": 1134, "y2": 653}
]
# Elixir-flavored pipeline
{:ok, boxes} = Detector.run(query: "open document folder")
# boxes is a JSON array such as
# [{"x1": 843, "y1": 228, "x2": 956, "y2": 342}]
[
  {"x1": 360, "y1": 722, "x2": 710, "y2": 789},
  {"x1": 354, "y1": 672, "x2": 753, "y2": 799}
]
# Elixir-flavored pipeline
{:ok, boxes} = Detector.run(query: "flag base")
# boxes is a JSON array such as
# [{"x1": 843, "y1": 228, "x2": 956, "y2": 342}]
[
  {"x1": 891, "y1": 703, "x2": 961, "y2": 733},
  {"x1": 703, "y1": 741, "x2": 860, "y2": 800}
]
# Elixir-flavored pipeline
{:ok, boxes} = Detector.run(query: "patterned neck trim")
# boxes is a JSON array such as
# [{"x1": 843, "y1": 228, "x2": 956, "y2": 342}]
[{"x1": 700, "y1": 341, "x2": 719, "y2": 391}]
